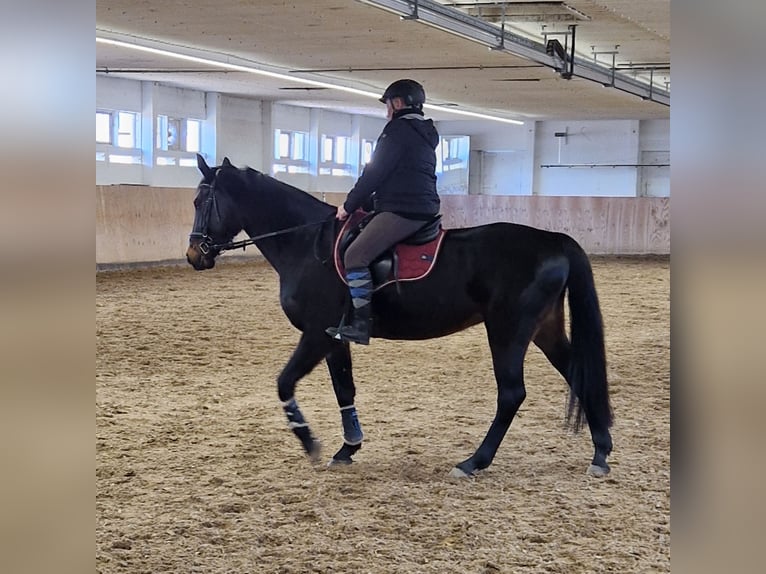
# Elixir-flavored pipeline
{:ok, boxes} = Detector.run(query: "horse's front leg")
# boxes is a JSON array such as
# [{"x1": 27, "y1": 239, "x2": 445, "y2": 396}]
[
  {"x1": 326, "y1": 342, "x2": 364, "y2": 465},
  {"x1": 277, "y1": 333, "x2": 332, "y2": 462}
]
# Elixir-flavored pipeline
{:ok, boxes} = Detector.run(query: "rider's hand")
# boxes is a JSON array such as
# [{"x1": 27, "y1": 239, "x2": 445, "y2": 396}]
[{"x1": 336, "y1": 206, "x2": 349, "y2": 221}]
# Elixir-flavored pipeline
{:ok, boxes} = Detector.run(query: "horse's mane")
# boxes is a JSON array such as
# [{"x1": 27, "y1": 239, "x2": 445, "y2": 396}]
[{"x1": 242, "y1": 168, "x2": 335, "y2": 217}]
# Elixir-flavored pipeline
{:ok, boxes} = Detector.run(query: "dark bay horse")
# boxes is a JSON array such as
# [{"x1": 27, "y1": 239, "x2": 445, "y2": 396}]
[{"x1": 186, "y1": 155, "x2": 613, "y2": 478}]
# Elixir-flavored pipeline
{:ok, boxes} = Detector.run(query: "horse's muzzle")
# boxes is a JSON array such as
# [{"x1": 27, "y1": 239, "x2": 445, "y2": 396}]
[{"x1": 186, "y1": 243, "x2": 216, "y2": 270}]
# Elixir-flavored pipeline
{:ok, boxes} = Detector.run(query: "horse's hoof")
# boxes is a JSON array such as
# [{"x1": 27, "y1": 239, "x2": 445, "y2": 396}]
[
  {"x1": 327, "y1": 457, "x2": 353, "y2": 468},
  {"x1": 307, "y1": 440, "x2": 322, "y2": 464},
  {"x1": 332, "y1": 442, "x2": 361, "y2": 462},
  {"x1": 587, "y1": 463, "x2": 610, "y2": 478},
  {"x1": 448, "y1": 466, "x2": 474, "y2": 479}
]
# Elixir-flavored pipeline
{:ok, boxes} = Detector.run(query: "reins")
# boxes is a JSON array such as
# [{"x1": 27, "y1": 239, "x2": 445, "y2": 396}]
[{"x1": 196, "y1": 217, "x2": 334, "y2": 255}]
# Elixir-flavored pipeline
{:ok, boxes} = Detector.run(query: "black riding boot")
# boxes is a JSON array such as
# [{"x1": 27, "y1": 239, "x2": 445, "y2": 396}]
[{"x1": 326, "y1": 267, "x2": 372, "y2": 345}]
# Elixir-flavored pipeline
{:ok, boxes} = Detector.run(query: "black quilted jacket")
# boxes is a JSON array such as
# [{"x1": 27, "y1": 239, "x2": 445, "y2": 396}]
[{"x1": 343, "y1": 109, "x2": 440, "y2": 219}]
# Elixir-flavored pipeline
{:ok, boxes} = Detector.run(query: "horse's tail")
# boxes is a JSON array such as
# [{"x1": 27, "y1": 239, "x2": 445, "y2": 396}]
[{"x1": 564, "y1": 239, "x2": 613, "y2": 432}]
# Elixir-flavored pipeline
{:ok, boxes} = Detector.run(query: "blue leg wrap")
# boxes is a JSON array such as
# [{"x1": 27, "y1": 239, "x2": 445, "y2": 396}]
[{"x1": 340, "y1": 405, "x2": 364, "y2": 445}]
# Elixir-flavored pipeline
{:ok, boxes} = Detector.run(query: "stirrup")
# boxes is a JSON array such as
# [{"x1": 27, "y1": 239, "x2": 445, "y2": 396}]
[
  {"x1": 337, "y1": 325, "x2": 370, "y2": 345},
  {"x1": 325, "y1": 313, "x2": 348, "y2": 340},
  {"x1": 325, "y1": 326, "x2": 343, "y2": 340},
  {"x1": 326, "y1": 323, "x2": 369, "y2": 345}
]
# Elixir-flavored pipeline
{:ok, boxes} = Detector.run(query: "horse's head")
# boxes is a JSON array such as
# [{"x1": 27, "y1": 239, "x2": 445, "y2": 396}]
[{"x1": 186, "y1": 154, "x2": 244, "y2": 270}]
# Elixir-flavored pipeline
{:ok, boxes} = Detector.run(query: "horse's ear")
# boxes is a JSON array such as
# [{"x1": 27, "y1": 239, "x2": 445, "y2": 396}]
[
  {"x1": 197, "y1": 153, "x2": 212, "y2": 178},
  {"x1": 222, "y1": 157, "x2": 232, "y2": 168}
]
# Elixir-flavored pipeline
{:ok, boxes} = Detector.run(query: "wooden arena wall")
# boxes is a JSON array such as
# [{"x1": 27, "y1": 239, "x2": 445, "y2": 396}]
[{"x1": 96, "y1": 186, "x2": 669, "y2": 266}]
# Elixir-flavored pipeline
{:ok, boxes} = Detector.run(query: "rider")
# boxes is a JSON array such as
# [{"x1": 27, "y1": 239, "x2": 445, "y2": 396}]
[{"x1": 326, "y1": 79, "x2": 441, "y2": 345}]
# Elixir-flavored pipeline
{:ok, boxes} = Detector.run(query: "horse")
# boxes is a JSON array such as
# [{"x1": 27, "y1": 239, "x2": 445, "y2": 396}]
[{"x1": 186, "y1": 154, "x2": 613, "y2": 478}]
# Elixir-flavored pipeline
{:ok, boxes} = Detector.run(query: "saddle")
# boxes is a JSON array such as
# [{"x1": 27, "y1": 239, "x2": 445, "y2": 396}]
[{"x1": 333, "y1": 210, "x2": 446, "y2": 291}]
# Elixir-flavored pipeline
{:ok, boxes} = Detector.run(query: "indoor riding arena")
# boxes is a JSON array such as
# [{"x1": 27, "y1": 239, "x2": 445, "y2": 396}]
[
  {"x1": 97, "y1": 255, "x2": 669, "y2": 573},
  {"x1": 97, "y1": 2, "x2": 670, "y2": 573}
]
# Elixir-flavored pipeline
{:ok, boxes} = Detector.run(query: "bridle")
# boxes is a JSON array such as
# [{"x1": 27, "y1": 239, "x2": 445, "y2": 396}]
[
  {"x1": 188, "y1": 175, "x2": 333, "y2": 257},
  {"x1": 188, "y1": 180, "x2": 222, "y2": 255}
]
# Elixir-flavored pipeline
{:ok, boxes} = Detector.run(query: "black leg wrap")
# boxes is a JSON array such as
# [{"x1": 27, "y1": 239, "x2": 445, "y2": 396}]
[
  {"x1": 283, "y1": 398, "x2": 307, "y2": 426},
  {"x1": 282, "y1": 398, "x2": 318, "y2": 456}
]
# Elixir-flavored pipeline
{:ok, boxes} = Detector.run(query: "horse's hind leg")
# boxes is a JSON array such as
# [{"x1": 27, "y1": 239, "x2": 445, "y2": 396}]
[
  {"x1": 452, "y1": 257, "x2": 569, "y2": 478},
  {"x1": 535, "y1": 291, "x2": 612, "y2": 477},
  {"x1": 277, "y1": 333, "x2": 332, "y2": 462},
  {"x1": 451, "y1": 326, "x2": 530, "y2": 478},
  {"x1": 326, "y1": 343, "x2": 364, "y2": 465},
  {"x1": 533, "y1": 293, "x2": 571, "y2": 380}
]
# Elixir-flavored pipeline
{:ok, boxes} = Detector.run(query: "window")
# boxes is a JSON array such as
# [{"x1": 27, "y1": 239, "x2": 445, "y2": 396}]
[
  {"x1": 116, "y1": 112, "x2": 137, "y2": 148},
  {"x1": 156, "y1": 115, "x2": 202, "y2": 166},
  {"x1": 435, "y1": 135, "x2": 470, "y2": 195},
  {"x1": 275, "y1": 129, "x2": 307, "y2": 161},
  {"x1": 361, "y1": 139, "x2": 375, "y2": 165},
  {"x1": 272, "y1": 129, "x2": 310, "y2": 175},
  {"x1": 96, "y1": 110, "x2": 137, "y2": 147},
  {"x1": 96, "y1": 110, "x2": 141, "y2": 164},
  {"x1": 319, "y1": 134, "x2": 353, "y2": 176},
  {"x1": 157, "y1": 116, "x2": 180, "y2": 151},
  {"x1": 185, "y1": 120, "x2": 201, "y2": 153},
  {"x1": 436, "y1": 135, "x2": 470, "y2": 172},
  {"x1": 96, "y1": 112, "x2": 111, "y2": 144},
  {"x1": 322, "y1": 137, "x2": 335, "y2": 163}
]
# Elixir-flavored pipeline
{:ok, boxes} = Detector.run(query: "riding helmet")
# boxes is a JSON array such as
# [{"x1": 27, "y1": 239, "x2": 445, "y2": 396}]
[{"x1": 379, "y1": 79, "x2": 426, "y2": 108}]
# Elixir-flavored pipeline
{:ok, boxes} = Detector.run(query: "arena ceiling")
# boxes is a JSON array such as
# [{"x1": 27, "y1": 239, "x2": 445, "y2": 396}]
[{"x1": 96, "y1": 0, "x2": 669, "y2": 123}]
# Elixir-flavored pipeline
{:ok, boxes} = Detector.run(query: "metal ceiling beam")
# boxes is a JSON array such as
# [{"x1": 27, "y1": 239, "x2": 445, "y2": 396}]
[{"x1": 357, "y1": 0, "x2": 669, "y2": 106}]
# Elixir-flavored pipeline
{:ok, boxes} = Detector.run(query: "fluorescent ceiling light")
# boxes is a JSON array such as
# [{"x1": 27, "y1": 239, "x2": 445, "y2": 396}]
[{"x1": 96, "y1": 34, "x2": 524, "y2": 125}]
